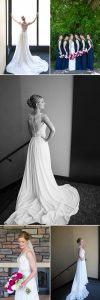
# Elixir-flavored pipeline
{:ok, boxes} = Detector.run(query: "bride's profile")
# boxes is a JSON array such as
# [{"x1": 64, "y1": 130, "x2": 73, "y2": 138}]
[
  {"x1": 66, "y1": 238, "x2": 89, "y2": 300},
  {"x1": 14, "y1": 231, "x2": 39, "y2": 300},
  {"x1": 6, "y1": 14, "x2": 48, "y2": 75},
  {"x1": 5, "y1": 95, "x2": 80, "y2": 225}
]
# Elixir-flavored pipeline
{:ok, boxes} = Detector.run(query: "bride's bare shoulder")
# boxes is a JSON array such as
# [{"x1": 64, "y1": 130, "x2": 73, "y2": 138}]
[
  {"x1": 41, "y1": 113, "x2": 49, "y2": 122},
  {"x1": 26, "y1": 249, "x2": 34, "y2": 258}
]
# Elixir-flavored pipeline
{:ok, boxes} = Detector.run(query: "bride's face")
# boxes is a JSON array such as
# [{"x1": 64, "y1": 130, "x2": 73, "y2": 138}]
[
  {"x1": 38, "y1": 98, "x2": 45, "y2": 110},
  {"x1": 18, "y1": 237, "x2": 28, "y2": 250},
  {"x1": 80, "y1": 239, "x2": 84, "y2": 246}
]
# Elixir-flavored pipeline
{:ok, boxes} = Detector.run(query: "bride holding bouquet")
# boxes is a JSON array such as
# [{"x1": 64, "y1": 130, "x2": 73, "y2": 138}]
[{"x1": 5, "y1": 231, "x2": 39, "y2": 300}]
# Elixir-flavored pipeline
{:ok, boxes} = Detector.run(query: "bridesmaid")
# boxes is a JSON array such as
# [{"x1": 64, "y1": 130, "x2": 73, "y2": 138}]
[
  {"x1": 74, "y1": 33, "x2": 82, "y2": 70},
  {"x1": 87, "y1": 34, "x2": 94, "y2": 71},
  {"x1": 55, "y1": 34, "x2": 63, "y2": 70},
  {"x1": 62, "y1": 34, "x2": 69, "y2": 70},
  {"x1": 80, "y1": 34, "x2": 87, "y2": 70}
]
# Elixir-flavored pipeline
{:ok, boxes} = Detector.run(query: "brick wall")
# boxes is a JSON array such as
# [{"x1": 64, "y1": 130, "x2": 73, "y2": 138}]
[
  {"x1": 0, "y1": 226, "x2": 50, "y2": 262},
  {"x1": 0, "y1": 226, "x2": 50, "y2": 298}
]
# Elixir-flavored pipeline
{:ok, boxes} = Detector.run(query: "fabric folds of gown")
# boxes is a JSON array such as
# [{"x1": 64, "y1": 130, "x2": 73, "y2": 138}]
[
  {"x1": 5, "y1": 123, "x2": 80, "y2": 225},
  {"x1": 69, "y1": 41, "x2": 76, "y2": 71},
  {"x1": 15, "y1": 253, "x2": 39, "y2": 300},
  {"x1": 6, "y1": 29, "x2": 48, "y2": 75},
  {"x1": 66, "y1": 248, "x2": 89, "y2": 300}
]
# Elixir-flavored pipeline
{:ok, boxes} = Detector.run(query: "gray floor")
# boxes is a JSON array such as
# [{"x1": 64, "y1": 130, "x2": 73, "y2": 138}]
[
  {"x1": 5, "y1": 49, "x2": 49, "y2": 74},
  {"x1": 0, "y1": 178, "x2": 100, "y2": 225},
  {"x1": 52, "y1": 279, "x2": 100, "y2": 300},
  {"x1": 51, "y1": 65, "x2": 100, "y2": 75}
]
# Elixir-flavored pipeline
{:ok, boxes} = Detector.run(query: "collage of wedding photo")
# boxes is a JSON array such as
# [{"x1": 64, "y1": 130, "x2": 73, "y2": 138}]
[{"x1": 0, "y1": 0, "x2": 100, "y2": 300}]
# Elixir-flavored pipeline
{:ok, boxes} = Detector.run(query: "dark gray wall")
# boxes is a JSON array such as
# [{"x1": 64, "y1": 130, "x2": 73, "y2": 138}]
[{"x1": 70, "y1": 76, "x2": 100, "y2": 184}]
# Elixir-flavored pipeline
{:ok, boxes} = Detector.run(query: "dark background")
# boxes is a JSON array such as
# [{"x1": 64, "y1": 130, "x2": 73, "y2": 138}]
[{"x1": 70, "y1": 76, "x2": 100, "y2": 184}]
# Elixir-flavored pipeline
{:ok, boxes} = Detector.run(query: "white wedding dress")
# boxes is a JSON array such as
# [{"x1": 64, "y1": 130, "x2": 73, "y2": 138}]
[
  {"x1": 66, "y1": 248, "x2": 89, "y2": 300},
  {"x1": 69, "y1": 41, "x2": 76, "y2": 71},
  {"x1": 6, "y1": 25, "x2": 48, "y2": 75},
  {"x1": 5, "y1": 119, "x2": 80, "y2": 225},
  {"x1": 15, "y1": 252, "x2": 39, "y2": 300}
]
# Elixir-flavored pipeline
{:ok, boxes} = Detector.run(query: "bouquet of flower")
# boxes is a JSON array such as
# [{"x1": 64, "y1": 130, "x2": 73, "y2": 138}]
[
  {"x1": 69, "y1": 53, "x2": 76, "y2": 60},
  {"x1": 5, "y1": 272, "x2": 31, "y2": 295},
  {"x1": 64, "y1": 53, "x2": 68, "y2": 59},
  {"x1": 59, "y1": 54, "x2": 65, "y2": 58},
  {"x1": 77, "y1": 51, "x2": 83, "y2": 57}
]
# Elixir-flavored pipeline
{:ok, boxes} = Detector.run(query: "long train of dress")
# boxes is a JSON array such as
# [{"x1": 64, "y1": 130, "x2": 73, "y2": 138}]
[
  {"x1": 15, "y1": 253, "x2": 39, "y2": 300},
  {"x1": 6, "y1": 29, "x2": 48, "y2": 75},
  {"x1": 5, "y1": 123, "x2": 80, "y2": 225},
  {"x1": 66, "y1": 248, "x2": 89, "y2": 300}
]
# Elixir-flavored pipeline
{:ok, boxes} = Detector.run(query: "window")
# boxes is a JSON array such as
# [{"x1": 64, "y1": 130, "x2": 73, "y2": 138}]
[
  {"x1": 11, "y1": 0, "x2": 50, "y2": 46},
  {"x1": 39, "y1": 0, "x2": 50, "y2": 46},
  {"x1": 12, "y1": 0, "x2": 37, "y2": 45}
]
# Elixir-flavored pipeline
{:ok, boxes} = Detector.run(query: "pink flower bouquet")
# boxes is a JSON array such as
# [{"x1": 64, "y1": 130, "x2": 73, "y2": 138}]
[
  {"x1": 77, "y1": 51, "x2": 83, "y2": 57},
  {"x1": 69, "y1": 53, "x2": 76, "y2": 60},
  {"x1": 5, "y1": 272, "x2": 31, "y2": 295}
]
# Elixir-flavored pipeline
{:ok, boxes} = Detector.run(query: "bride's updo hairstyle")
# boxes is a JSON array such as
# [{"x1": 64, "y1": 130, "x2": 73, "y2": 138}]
[
  {"x1": 77, "y1": 238, "x2": 82, "y2": 244},
  {"x1": 18, "y1": 231, "x2": 31, "y2": 241},
  {"x1": 27, "y1": 94, "x2": 43, "y2": 110}
]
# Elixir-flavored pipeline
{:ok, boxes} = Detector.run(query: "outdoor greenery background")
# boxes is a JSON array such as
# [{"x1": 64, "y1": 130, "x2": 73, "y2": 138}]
[{"x1": 51, "y1": 0, "x2": 100, "y2": 67}]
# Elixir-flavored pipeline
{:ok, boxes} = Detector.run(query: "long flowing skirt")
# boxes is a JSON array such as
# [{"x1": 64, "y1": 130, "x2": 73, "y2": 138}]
[
  {"x1": 6, "y1": 31, "x2": 48, "y2": 75},
  {"x1": 66, "y1": 259, "x2": 89, "y2": 300},
  {"x1": 15, "y1": 276, "x2": 39, "y2": 300},
  {"x1": 5, "y1": 136, "x2": 80, "y2": 225}
]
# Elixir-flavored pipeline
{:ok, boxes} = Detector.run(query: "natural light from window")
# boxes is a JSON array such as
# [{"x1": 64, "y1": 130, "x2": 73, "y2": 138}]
[{"x1": 12, "y1": 0, "x2": 50, "y2": 46}]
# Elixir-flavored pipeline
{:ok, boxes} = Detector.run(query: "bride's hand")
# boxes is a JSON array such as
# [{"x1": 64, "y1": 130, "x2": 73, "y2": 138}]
[
  {"x1": 21, "y1": 280, "x2": 27, "y2": 288},
  {"x1": 42, "y1": 137, "x2": 47, "y2": 142}
]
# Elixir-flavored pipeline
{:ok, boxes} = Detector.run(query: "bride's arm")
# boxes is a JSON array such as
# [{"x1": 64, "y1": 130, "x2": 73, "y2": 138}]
[
  {"x1": 28, "y1": 120, "x2": 32, "y2": 137},
  {"x1": 21, "y1": 251, "x2": 37, "y2": 288},
  {"x1": 27, "y1": 12, "x2": 38, "y2": 26},
  {"x1": 11, "y1": 14, "x2": 21, "y2": 24},
  {"x1": 42, "y1": 113, "x2": 56, "y2": 142},
  {"x1": 78, "y1": 248, "x2": 84, "y2": 261}
]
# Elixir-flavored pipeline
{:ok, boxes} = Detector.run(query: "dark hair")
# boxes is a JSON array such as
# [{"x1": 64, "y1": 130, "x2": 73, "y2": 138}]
[
  {"x1": 21, "y1": 16, "x2": 25, "y2": 21},
  {"x1": 18, "y1": 231, "x2": 31, "y2": 241},
  {"x1": 77, "y1": 237, "x2": 82, "y2": 244},
  {"x1": 27, "y1": 94, "x2": 43, "y2": 109}
]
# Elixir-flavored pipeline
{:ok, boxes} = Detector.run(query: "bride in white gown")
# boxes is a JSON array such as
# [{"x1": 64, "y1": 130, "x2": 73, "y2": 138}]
[
  {"x1": 15, "y1": 231, "x2": 39, "y2": 300},
  {"x1": 5, "y1": 95, "x2": 80, "y2": 225},
  {"x1": 6, "y1": 14, "x2": 48, "y2": 75},
  {"x1": 66, "y1": 238, "x2": 89, "y2": 300},
  {"x1": 69, "y1": 34, "x2": 76, "y2": 71}
]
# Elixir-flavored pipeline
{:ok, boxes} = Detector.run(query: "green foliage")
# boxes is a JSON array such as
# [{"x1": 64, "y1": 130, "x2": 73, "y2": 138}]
[{"x1": 51, "y1": 0, "x2": 100, "y2": 62}]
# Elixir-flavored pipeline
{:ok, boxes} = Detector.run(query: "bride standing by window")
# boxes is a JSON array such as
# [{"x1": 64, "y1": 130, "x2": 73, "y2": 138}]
[
  {"x1": 66, "y1": 238, "x2": 89, "y2": 300},
  {"x1": 6, "y1": 14, "x2": 48, "y2": 75}
]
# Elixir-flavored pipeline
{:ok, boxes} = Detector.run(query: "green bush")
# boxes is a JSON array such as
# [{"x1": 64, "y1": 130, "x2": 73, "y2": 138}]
[{"x1": 51, "y1": 0, "x2": 100, "y2": 63}]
